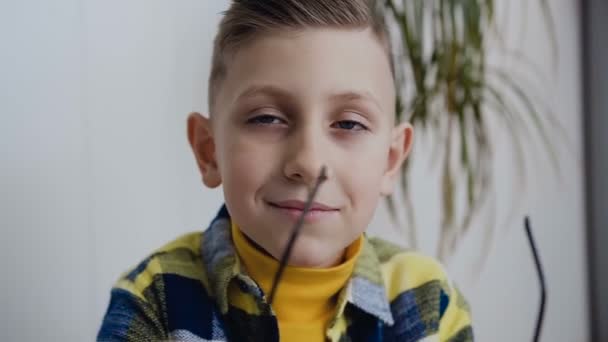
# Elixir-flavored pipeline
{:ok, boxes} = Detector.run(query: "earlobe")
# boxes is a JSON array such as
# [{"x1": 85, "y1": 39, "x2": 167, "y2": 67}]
[
  {"x1": 187, "y1": 112, "x2": 222, "y2": 188},
  {"x1": 380, "y1": 122, "x2": 414, "y2": 196}
]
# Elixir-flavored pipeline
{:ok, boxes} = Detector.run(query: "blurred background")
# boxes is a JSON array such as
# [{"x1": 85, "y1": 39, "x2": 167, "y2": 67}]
[{"x1": 0, "y1": 1, "x2": 605, "y2": 341}]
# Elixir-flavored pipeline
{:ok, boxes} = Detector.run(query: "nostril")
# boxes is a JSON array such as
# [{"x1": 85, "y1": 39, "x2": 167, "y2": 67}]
[{"x1": 287, "y1": 172, "x2": 307, "y2": 184}]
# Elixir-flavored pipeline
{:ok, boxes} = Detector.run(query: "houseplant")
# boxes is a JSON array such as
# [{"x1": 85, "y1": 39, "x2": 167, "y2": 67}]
[{"x1": 383, "y1": 0, "x2": 559, "y2": 260}]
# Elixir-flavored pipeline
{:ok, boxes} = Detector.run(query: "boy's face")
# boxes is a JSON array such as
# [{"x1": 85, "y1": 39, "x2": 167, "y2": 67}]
[{"x1": 189, "y1": 27, "x2": 413, "y2": 268}]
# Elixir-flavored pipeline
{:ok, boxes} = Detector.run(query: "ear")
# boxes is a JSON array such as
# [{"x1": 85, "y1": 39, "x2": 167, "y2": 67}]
[
  {"x1": 380, "y1": 122, "x2": 414, "y2": 196},
  {"x1": 187, "y1": 112, "x2": 222, "y2": 188}
]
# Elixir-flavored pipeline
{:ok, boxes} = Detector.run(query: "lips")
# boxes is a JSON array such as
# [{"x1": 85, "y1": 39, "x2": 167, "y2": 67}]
[
  {"x1": 269, "y1": 199, "x2": 338, "y2": 212},
  {"x1": 267, "y1": 199, "x2": 339, "y2": 223}
]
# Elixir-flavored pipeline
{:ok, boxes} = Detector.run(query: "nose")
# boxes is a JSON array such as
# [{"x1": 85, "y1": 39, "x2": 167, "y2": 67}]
[{"x1": 282, "y1": 127, "x2": 330, "y2": 186}]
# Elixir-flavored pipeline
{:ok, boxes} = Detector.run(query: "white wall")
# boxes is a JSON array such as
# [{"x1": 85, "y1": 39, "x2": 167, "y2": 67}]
[{"x1": 0, "y1": 1, "x2": 587, "y2": 341}]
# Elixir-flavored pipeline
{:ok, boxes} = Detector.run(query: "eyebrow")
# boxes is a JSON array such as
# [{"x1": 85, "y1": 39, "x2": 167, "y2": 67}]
[
  {"x1": 235, "y1": 84, "x2": 291, "y2": 102},
  {"x1": 328, "y1": 90, "x2": 384, "y2": 112},
  {"x1": 235, "y1": 84, "x2": 384, "y2": 112}
]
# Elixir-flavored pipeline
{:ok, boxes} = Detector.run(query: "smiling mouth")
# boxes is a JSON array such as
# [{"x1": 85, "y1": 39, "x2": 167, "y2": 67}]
[
  {"x1": 268, "y1": 199, "x2": 338, "y2": 211},
  {"x1": 266, "y1": 200, "x2": 339, "y2": 222}
]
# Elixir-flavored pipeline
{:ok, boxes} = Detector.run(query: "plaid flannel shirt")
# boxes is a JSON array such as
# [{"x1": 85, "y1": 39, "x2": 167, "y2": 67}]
[{"x1": 98, "y1": 205, "x2": 473, "y2": 341}]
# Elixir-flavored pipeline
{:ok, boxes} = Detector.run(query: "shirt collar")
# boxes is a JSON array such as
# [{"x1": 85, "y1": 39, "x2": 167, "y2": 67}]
[
  {"x1": 200, "y1": 205, "x2": 241, "y2": 314},
  {"x1": 200, "y1": 204, "x2": 394, "y2": 325},
  {"x1": 346, "y1": 237, "x2": 395, "y2": 326}
]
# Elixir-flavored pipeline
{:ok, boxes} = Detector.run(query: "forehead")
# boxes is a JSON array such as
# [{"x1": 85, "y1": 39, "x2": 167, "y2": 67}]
[{"x1": 215, "y1": 27, "x2": 395, "y2": 117}]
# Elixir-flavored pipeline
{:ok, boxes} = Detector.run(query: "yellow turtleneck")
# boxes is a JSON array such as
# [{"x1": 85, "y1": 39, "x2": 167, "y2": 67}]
[{"x1": 231, "y1": 223, "x2": 362, "y2": 342}]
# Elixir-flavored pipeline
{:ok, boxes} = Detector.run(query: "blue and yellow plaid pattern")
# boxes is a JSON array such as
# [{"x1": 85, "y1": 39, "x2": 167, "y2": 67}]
[{"x1": 98, "y1": 205, "x2": 473, "y2": 341}]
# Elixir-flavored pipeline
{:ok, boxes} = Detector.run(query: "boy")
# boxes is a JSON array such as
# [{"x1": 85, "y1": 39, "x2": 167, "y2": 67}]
[{"x1": 98, "y1": 0, "x2": 473, "y2": 341}]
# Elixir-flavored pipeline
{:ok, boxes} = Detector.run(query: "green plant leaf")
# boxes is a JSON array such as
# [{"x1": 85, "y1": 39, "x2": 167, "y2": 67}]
[{"x1": 383, "y1": 0, "x2": 558, "y2": 261}]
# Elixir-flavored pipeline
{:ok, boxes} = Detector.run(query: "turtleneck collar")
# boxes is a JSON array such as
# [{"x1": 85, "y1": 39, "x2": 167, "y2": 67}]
[{"x1": 231, "y1": 222, "x2": 362, "y2": 323}]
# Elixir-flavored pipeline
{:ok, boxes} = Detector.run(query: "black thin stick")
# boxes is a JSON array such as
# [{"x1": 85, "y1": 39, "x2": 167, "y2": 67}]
[
  {"x1": 267, "y1": 166, "x2": 328, "y2": 306},
  {"x1": 525, "y1": 216, "x2": 546, "y2": 342}
]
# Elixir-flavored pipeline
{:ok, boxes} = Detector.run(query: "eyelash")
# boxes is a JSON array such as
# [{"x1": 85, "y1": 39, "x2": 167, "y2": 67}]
[
  {"x1": 331, "y1": 120, "x2": 368, "y2": 131},
  {"x1": 246, "y1": 114, "x2": 286, "y2": 126},
  {"x1": 246, "y1": 114, "x2": 369, "y2": 131}
]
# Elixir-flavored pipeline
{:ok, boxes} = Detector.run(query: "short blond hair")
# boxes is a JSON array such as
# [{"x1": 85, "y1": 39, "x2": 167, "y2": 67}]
[{"x1": 207, "y1": 0, "x2": 394, "y2": 114}]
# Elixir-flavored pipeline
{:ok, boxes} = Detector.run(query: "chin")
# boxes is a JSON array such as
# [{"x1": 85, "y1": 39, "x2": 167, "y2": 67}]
[{"x1": 287, "y1": 242, "x2": 344, "y2": 268}]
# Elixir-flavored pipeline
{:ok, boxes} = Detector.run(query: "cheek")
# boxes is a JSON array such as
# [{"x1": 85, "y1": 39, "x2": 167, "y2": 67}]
[
  {"x1": 349, "y1": 176, "x2": 384, "y2": 236},
  {"x1": 347, "y1": 168, "x2": 384, "y2": 210},
  {"x1": 339, "y1": 143, "x2": 388, "y2": 226},
  {"x1": 218, "y1": 133, "x2": 277, "y2": 204},
  {"x1": 341, "y1": 140, "x2": 388, "y2": 192}
]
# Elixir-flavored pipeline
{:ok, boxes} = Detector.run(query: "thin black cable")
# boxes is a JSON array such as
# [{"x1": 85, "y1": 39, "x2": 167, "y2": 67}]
[
  {"x1": 267, "y1": 166, "x2": 328, "y2": 306},
  {"x1": 525, "y1": 216, "x2": 546, "y2": 342}
]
